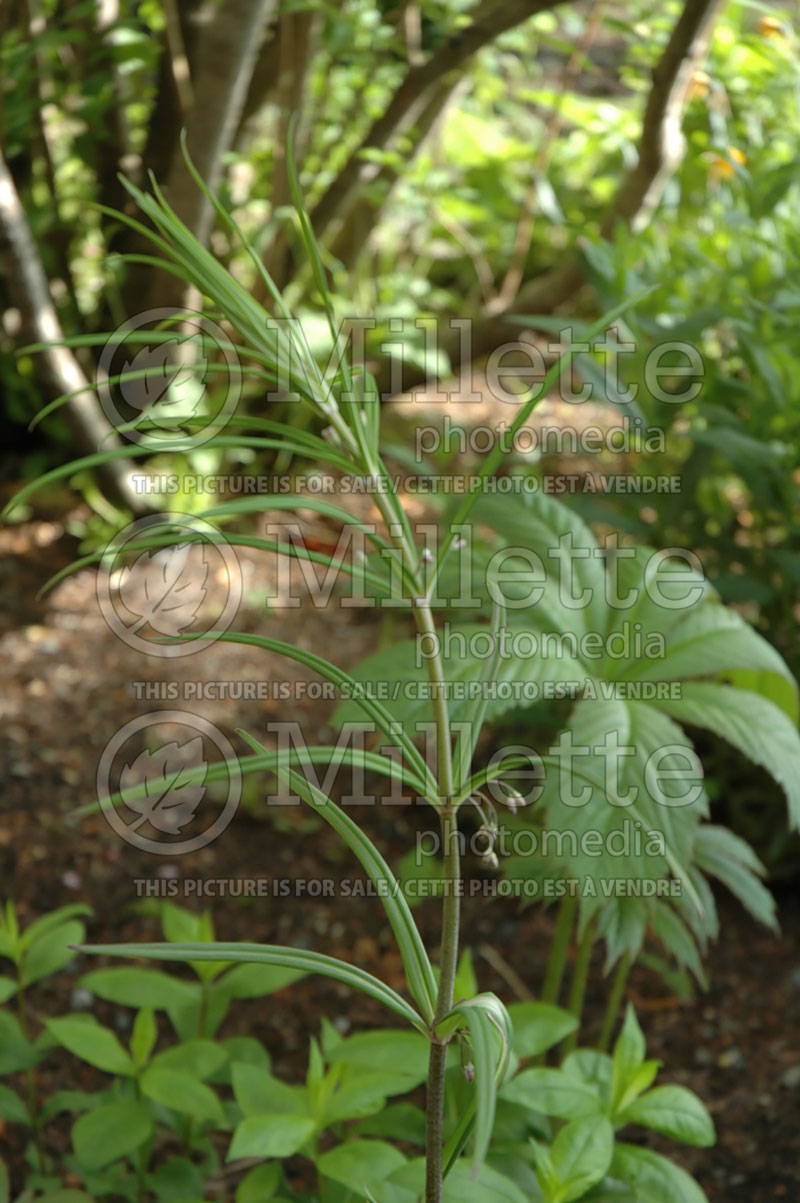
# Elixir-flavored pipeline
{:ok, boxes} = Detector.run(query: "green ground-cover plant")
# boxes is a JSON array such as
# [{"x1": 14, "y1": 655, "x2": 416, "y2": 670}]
[
  {"x1": 5, "y1": 147, "x2": 800, "y2": 1200},
  {"x1": 0, "y1": 901, "x2": 714, "y2": 1202}
]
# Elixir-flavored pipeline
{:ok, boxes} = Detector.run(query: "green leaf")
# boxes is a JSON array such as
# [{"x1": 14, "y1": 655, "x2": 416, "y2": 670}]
[
  {"x1": 271, "y1": 768, "x2": 437, "y2": 1024},
  {"x1": 439, "y1": 993, "x2": 511, "y2": 1175},
  {"x1": 622, "y1": 1084, "x2": 715, "y2": 1146},
  {"x1": 151, "y1": 1038, "x2": 228, "y2": 1080},
  {"x1": 140, "y1": 1065, "x2": 224, "y2": 1123},
  {"x1": 0, "y1": 1084, "x2": 28, "y2": 1124},
  {"x1": 328, "y1": 1030, "x2": 429, "y2": 1083},
  {"x1": 611, "y1": 1142, "x2": 708, "y2": 1203},
  {"x1": 46, "y1": 1016, "x2": 136, "y2": 1076},
  {"x1": 611, "y1": 1006, "x2": 645, "y2": 1112},
  {"x1": 0, "y1": 977, "x2": 16, "y2": 1004},
  {"x1": 72, "y1": 1101, "x2": 153, "y2": 1170},
  {"x1": 227, "y1": 1113, "x2": 316, "y2": 1160},
  {"x1": 693, "y1": 826, "x2": 778, "y2": 930},
  {"x1": 316, "y1": 1140, "x2": 407, "y2": 1193},
  {"x1": 216, "y1": 961, "x2": 306, "y2": 999},
  {"x1": 622, "y1": 603, "x2": 796, "y2": 691},
  {"x1": 507, "y1": 1002, "x2": 579, "y2": 1059},
  {"x1": 21, "y1": 920, "x2": 84, "y2": 987},
  {"x1": 0, "y1": 1157, "x2": 7, "y2": 1203},
  {"x1": 655, "y1": 683, "x2": 800, "y2": 828},
  {"x1": 19, "y1": 904, "x2": 92, "y2": 951},
  {"x1": 391, "y1": 1156, "x2": 527, "y2": 1201},
  {"x1": 77, "y1": 942, "x2": 426, "y2": 1033},
  {"x1": 80, "y1": 966, "x2": 199, "y2": 1010},
  {"x1": 356, "y1": 1103, "x2": 427, "y2": 1146},
  {"x1": 235, "y1": 1162, "x2": 281, "y2": 1202},
  {"x1": 0, "y1": 1012, "x2": 38, "y2": 1073},
  {"x1": 232, "y1": 1062, "x2": 309, "y2": 1117},
  {"x1": 502, "y1": 1068, "x2": 602, "y2": 1119},
  {"x1": 130, "y1": 1007, "x2": 157, "y2": 1069},
  {"x1": 548, "y1": 1115, "x2": 614, "y2": 1202}
]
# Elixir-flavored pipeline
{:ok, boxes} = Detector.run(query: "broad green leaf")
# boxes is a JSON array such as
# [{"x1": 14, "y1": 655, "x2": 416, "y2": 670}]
[
  {"x1": 356, "y1": 1103, "x2": 427, "y2": 1146},
  {"x1": 232, "y1": 1062, "x2": 309, "y2": 1117},
  {"x1": 46, "y1": 1016, "x2": 135, "y2": 1076},
  {"x1": 610, "y1": 1142, "x2": 708, "y2": 1203},
  {"x1": 0, "y1": 978, "x2": 16, "y2": 1004},
  {"x1": 621, "y1": 603, "x2": 796, "y2": 690},
  {"x1": 390, "y1": 1156, "x2": 528, "y2": 1202},
  {"x1": 328, "y1": 1030, "x2": 429, "y2": 1083},
  {"x1": 19, "y1": 904, "x2": 92, "y2": 951},
  {"x1": 316, "y1": 1140, "x2": 407, "y2": 1193},
  {"x1": 150, "y1": 1038, "x2": 228, "y2": 1080},
  {"x1": 80, "y1": 966, "x2": 199, "y2": 1011},
  {"x1": 622, "y1": 1084, "x2": 714, "y2": 1146},
  {"x1": 235, "y1": 1162, "x2": 281, "y2": 1202},
  {"x1": 0, "y1": 1084, "x2": 28, "y2": 1124},
  {"x1": 655, "y1": 683, "x2": 800, "y2": 828},
  {"x1": 507, "y1": 1002, "x2": 579, "y2": 1058},
  {"x1": 548, "y1": 1115, "x2": 614, "y2": 1202},
  {"x1": 72, "y1": 1101, "x2": 153, "y2": 1170},
  {"x1": 215, "y1": 961, "x2": 306, "y2": 999},
  {"x1": 21, "y1": 920, "x2": 84, "y2": 987},
  {"x1": 502, "y1": 1067, "x2": 602, "y2": 1119},
  {"x1": 228, "y1": 1113, "x2": 316, "y2": 1160},
  {"x1": 140, "y1": 1065, "x2": 224, "y2": 1123}
]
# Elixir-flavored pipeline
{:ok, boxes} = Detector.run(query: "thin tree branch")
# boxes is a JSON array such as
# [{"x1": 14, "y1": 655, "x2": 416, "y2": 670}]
[
  {"x1": 0, "y1": 149, "x2": 141, "y2": 511},
  {"x1": 376, "y1": 0, "x2": 724, "y2": 397},
  {"x1": 309, "y1": 0, "x2": 570, "y2": 244}
]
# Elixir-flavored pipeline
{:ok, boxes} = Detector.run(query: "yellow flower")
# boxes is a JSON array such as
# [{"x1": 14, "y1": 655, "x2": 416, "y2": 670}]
[
  {"x1": 707, "y1": 146, "x2": 746, "y2": 181},
  {"x1": 758, "y1": 15, "x2": 787, "y2": 39},
  {"x1": 687, "y1": 70, "x2": 711, "y2": 100}
]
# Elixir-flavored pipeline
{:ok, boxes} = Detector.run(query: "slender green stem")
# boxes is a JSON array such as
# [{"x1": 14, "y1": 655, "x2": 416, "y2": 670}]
[
  {"x1": 425, "y1": 806, "x2": 460, "y2": 1203},
  {"x1": 562, "y1": 917, "x2": 595, "y2": 1056},
  {"x1": 598, "y1": 950, "x2": 632, "y2": 1052},
  {"x1": 541, "y1": 893, "x2": 578, "y2": 1006},
  {"x1": 17, "y1": 978, "x2": 45, "y2": 1172}
]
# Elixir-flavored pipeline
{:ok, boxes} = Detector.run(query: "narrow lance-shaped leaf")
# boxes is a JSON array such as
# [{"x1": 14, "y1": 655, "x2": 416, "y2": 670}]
[
  {"x1": 76, "y1": 943, "x2": 427, "y2": 1034},
  {"x1": 271, "y1": 766, "x2": 437, "y2": 1024}
]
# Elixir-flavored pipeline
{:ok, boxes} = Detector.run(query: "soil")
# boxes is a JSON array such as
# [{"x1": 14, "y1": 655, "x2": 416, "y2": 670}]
[{"x1": 0, "y1": 512, "x2": 798, "y2": 1202}]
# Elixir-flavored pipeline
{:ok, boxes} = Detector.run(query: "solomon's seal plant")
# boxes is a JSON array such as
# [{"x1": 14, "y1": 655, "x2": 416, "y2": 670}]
[{"x1": 5, "y1": 139, "x2": 799, "y2": 1201}]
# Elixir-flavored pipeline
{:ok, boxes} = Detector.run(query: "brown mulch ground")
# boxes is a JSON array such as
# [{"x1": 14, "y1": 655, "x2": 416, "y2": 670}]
[{"x1": 0, "y1": 514, "x2": 798, "y2": 1201}]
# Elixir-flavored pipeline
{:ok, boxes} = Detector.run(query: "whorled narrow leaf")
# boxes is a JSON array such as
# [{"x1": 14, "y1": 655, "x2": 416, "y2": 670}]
[
  {"x1": 76, "y1": 943, "x2": 427, "y2": 1034},
  {"x1": 438, "y1": 993, "x2": 512, "y2": 1178},
  {"x1": 271, "y1": 766, "x2": 437, "y2": 1024}
]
